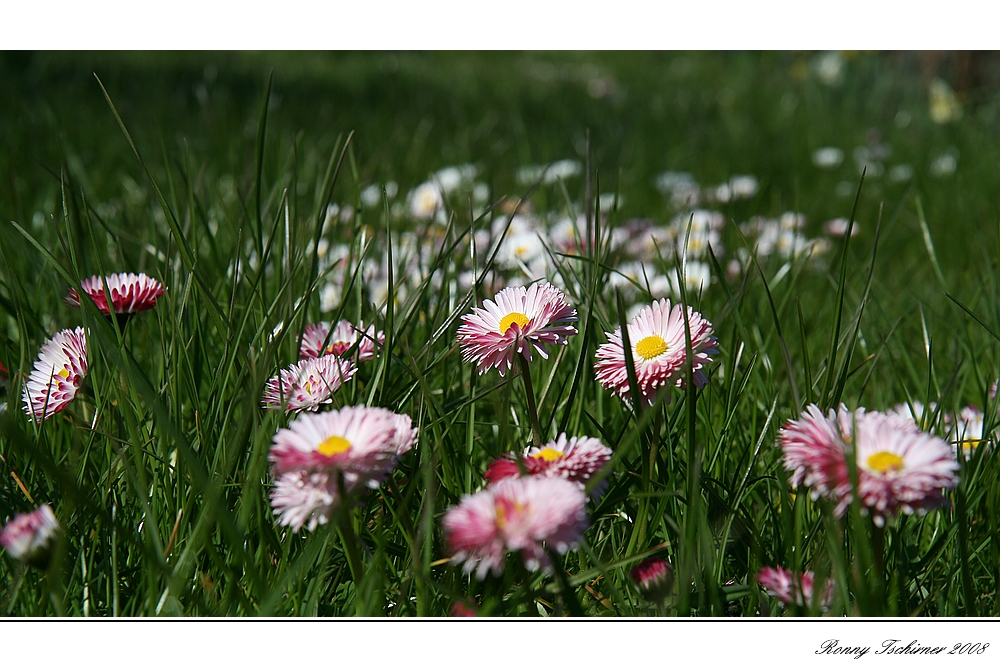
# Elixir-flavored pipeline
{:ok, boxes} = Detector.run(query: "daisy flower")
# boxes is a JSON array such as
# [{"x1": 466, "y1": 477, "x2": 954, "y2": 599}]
[
  {"x1": 854, "y1": 412, "x2": 960, "y2": 523},
  {"x1": 299, "y1": 320, "x2": 385, "y2": 362},
  {"x1": 946, "y1": 406, "x2": 991, "y2": 456},
  {"x1": 22, "y1": 327, "x2": 88, "y2": 422},
  {"x1": 483, "y1": 433, "x2": 612, "y2": 490},
  {"x1": 261, "y1": 356, "x2": 356, "y2": 413},
  {"x1": 443, "y1": 476, "x2": 588, "y2": 579},
  {"x1": 450, "y1": 600, "x2": 479, "y2": 617},
  {"x1": 594, "y1": 299, "x2": 718, "y2": 406},
  {"x1": 269, "y1": 406, "x2": 417, "y2": 531},
  {"x1": 779, "y1": 404, "x2": 959, "y2": 525},
  {"x1": 757, "y1": 566, "x2": 833, "y2": 610},
  {"x1": 456, "y1": 282, "x2": 578, "y2": 376},
  {"x1": 66, "y1": 272, "x2": 165, "y2": 319},
  {"x1": 1, "y1": 504, "x2": 59, "y2": 568},
  {"x1": 630, "y1": 556, "x2": 674, "y2": 604}
]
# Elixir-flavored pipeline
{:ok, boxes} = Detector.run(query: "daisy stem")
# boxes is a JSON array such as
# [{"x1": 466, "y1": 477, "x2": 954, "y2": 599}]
[
  {"x1": 336, "y1": 511, "x2": 365, "y2": 608},
  {"x1": 871, "y1": 522, "x2": 885, "y2": 585},
  {"x1": 517, "y1": 354, "x2": 543, "y2": 449},
  {"x1": 547, "y1": 548, "x2": 586, "y2": 616}
]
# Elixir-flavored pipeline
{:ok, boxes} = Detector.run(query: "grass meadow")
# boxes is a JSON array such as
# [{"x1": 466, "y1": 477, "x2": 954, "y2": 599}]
[{"x1": 1, "y1": 51, "x2": 999, "y2": 618}]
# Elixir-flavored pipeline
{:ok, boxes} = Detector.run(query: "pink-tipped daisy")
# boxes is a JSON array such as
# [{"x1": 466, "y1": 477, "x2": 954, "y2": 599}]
[
  {"x1": 299, "y1": 320, "x2": 385, "y2": 362},
  {"x1": 261, "y1": 356, "x2": 356, "y2": 413},
  {"x1": 1, "y1": 504, "x2": 60, "y2": 569},
  {"x1": 594, "y1": 298, "x2": 718, "y2": 406},
  {"x1": 630, "y1": 556, "x2": 674, "y2": 604},
  {"x1": 756, "y1": 566, "x2": 833, "y2": 610},
  {"x1": 779, "y1": 404, "x2": 959, "y2": 525},
  {"x1": 269, "y1": 406, "x2": 418, "y2": 531},
  {"x1": 483, "y1": 433, "x2": 612, "y2": 490},
  {"x1": 443, "y1": 476, "x2": 589, "y2": 579},
  {"x1": 66, "y1": 272, "x2": 165, "y2": 318},
  {"x1": 22, "y1": 327, "x2": 88, "y2": 422},
  {"x1": 853, "y1": 411, "x2": 960, "y2": 524},
  {"x1": 456, "y1": 282, "x2": 578, "y2": 376}
]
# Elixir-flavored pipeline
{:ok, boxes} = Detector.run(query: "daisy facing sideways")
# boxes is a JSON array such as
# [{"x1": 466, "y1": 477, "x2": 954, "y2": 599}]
[
  {"x1": 483, "y1": 433, "x2": 612, "y2": 490},
  {"x1": 299, "y1": 320, "x2": 385, "y2": 362},
  {"x1": 443, "y1": 475, "x2": 588, "y2": 579},
  {"x1": 456, "y1": 282, "x2": 578, "y2": 376},
  {"x1": 66, "y1": 272, "x2": 165, "y2": 319},
  {"x1": 22, "y1": 327, "x2": 88, "y2": 422},
  {"x1": 594, "y1": 298, "x2": 718, "y2": 406},
  {"x1": 269, "y1": 406, "x2": 417, "y2": 531},
  {"x1": 1, "y1": 504, "x2": 60, "y2": 568},
  {"x1": 756, "y1": 566, "x2": 834, "y2": 610},
  {"x1": 261, "y1": 356, "x2": 356, "y2": 413}
]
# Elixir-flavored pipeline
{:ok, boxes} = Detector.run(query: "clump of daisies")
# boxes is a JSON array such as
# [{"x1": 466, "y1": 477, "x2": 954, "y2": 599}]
[
  {"x1": 595, "y1": 298, "x2": 718, "y2": 406},
  {"x1": 22, "y1": 327, "x2": 89, "y2": 422},
  {"x1": 269, "y1": 406, "x2": 417, "y2": 532},
  {"x1": 779, "y1": 404, "x2": 959, "y2": 525}
]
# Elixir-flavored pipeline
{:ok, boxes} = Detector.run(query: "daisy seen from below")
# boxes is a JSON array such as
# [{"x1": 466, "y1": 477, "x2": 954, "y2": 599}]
[
  {"x1": 443, "y1": 475, "x2": 588, "y2": 579},
  {"x1": 756, "y1": 566, "x2": 834, "y2": 610},
  {"x1": 456, "y1": 282, "x2": 578, "y2": 377},
  {"x1": 1, "y1": 504, "x2": 60, "y2": 569},
  {"x1": 299, "y1": 320, "x2": 385, "y2": 362},
  {"x1": 484, "y1": 433, "x2": 612, "y2": 490},
  {"x1": 22, "y1": 327, "x2": 88, "y2": 422},
  {"x1": 261, "y1": 356, "x2": 356, "y2": 413},
  {"x1": 779, "y1": 404, "x2": 959, "y2": 525},
  {"x1": 269, "y1": 405, "x2": 417, "y2": 532},
  {"x1": 594, "y1": 298, "x2": 717, "y2": 406},
  {"x1": 66, "y1": 272, "x2": 165, "y2": 319}
]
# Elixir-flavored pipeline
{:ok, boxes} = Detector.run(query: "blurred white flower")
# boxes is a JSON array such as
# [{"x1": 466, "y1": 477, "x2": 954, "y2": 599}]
[
  {"x1": 729, "y1": 175, "x2": 759, "y2": 199},
  {"x1": 814, "y1": 51, "x2": 845, "y2": 86},
  {"x1": 436, "y1": 164, "x2": 477, "y2": 194},
  {"x1": 360, "y1": 184, "x2": 382, "y2": 208},
  {"x1": 930, "y1": 152, "x2": 958, "y2": 177},
  {"x1": 852, "y1": 146, "x2": 884, "y2": 177},
  {"x1": 320, "y1": 283, "x2": 342, "y2": 313},
  {"x1": 888, "y1": 164, "x2": 914, "y2": 183},
  {"x1": 929, "y1": 78, "x2": 962, "y2": 124},
  {"x1": 779, "y1": 212, "x2": 807, "y2": 231},
  {"x1": 407, "y1": 181, "x2": 445, "y2": 221},
  {"x1": 496, "y1": 231, "x2": 546, "y2": 269},
  {"x1": 599, "y1": 193, "x2": 622, "y2": 213},
  {"x1": 823, "y1": 218, "x2": 859, "y2": 238},
  {"x1": 668, "y1": 262, "x2": 711, "y2": 297},
  {"x1": 812, "y1": 147, "x2": 844, "y2": 169}
]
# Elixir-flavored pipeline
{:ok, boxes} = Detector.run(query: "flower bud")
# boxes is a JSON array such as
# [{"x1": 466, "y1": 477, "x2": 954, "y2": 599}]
[{"x1": 1, "y1": 504, "x2": 60, "y2": 569}]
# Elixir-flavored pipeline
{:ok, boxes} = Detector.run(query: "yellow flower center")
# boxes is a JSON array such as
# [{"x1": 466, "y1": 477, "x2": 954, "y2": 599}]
[
  {"x1": 317, "y1": 435, "x2": 352, "y2": 456},
  {"x1": 867, "y1": 451, "x2": 904, "y2": 474},
  {"x1": 495, "y1": 500, "x2": 527, "y2": 530},
  {"x1": 57, "y1": 368, "x2": 70, "y2": 379},
  {"x1": 499, "y1": 311, "x2": 530, "y2": 335},
  {"x1": 635, "y1": 335, "x2": 668, "y2": 360},
  {"x1": 530, "y1": 447, "x2": 564, "y2": 462}
]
